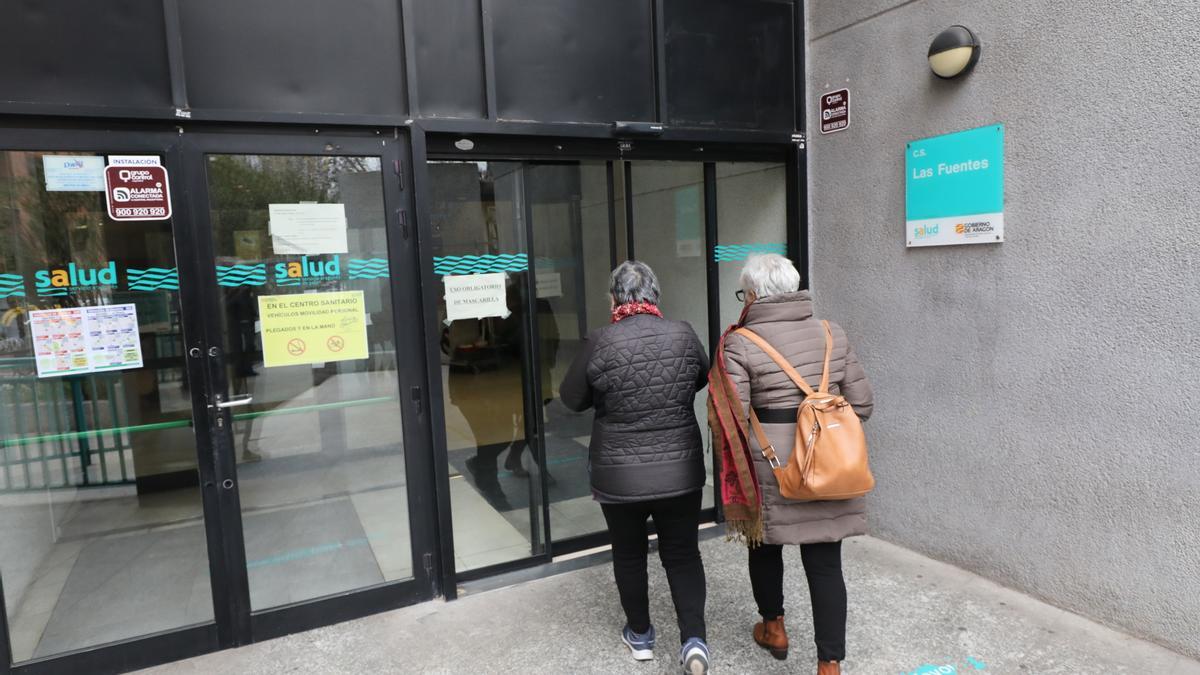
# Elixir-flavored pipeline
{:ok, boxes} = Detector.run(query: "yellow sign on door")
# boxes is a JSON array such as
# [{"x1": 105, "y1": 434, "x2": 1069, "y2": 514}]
[{"x1": 258, "y1": 290, "x2": 368, "y2": 368}]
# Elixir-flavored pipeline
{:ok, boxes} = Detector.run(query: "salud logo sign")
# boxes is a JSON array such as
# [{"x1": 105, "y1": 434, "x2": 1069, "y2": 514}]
[
  {"x1": 905, "y1": 124, "x2": 1004, "y2": 248},
  {"x1": 105, "y1": 162, "x2": 172, "y2": 221}
]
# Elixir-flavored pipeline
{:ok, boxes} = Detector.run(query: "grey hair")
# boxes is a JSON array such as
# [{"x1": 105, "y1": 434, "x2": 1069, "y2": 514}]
[
  {"x1": 609, "y1": 260, "x2": 661, "y2": 305},
  {"x1": 739, "y1": 253, "x2": 800, "y2": 299}
]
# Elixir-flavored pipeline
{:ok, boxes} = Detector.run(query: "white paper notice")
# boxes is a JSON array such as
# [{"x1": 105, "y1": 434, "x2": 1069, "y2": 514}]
[
  {"x1": 83, "y1": 304, "x2": 143, "y2": 372},
  {"x1": 444, "y1": 273, "x2": 510, "y2": 322},
  {"x1": 43, "y1": 155, "x2": 106, "y2": 192},
  {"x1": 107, "y1": 155, "x2": 162, "y2": 167},
  {"x1": 535, "y1": 271, "x2": 562, "y2": 298},
  {"x1": 29, "y1": 304, "x2": 143, "y2": 378},
  {"x1": 30, "y1": 308, "x2": 90, "y2": 377},
  {"x1": 269, "y1": 203, "x2": 349, "y2": 255}
]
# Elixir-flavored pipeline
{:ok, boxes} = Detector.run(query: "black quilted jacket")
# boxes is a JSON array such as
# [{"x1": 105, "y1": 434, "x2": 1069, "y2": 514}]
[{"x1": 559, "y1": 314, "x2": 709, "y2": 503}]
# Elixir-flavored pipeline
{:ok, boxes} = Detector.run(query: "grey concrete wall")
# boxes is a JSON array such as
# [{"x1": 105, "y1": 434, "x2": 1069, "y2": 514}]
[{"x1": 806, "y1": 0, "x2": 1200, "y2": 659}]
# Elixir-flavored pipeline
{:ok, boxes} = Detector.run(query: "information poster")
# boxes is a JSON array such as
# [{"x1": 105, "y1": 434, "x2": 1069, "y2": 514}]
[
  {"x1": 43, "y1": 155, "x2": 105, "y2": 192},
  {"x1": 30, "y1": 304, "x2": 143, "y2": 377},
  {"x1": 258, "y1": 290, "x2": 368, "y2": 368},
  {"x1": 84, "y1": 305, "x2": 144, "y2": 371},
  {"x1": 268, "y1": 203, "x2": 349, "y2": 255},
  {"x1": 443, "y1": 273, "x2": 509, "y2": 322},
  {"x1": 905, "y1": 124, "x2": 1005, "y2": 247}
]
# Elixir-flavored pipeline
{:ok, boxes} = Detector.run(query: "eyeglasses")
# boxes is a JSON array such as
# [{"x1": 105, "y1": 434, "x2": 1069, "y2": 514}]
[{"x1": 735, "y1": 290, "x2": 747, "y2": 302}]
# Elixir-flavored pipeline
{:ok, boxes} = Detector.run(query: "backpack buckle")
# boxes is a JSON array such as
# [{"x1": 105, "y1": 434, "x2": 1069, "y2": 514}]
[{"x1": 762, "y1": 446, "x2": 781, "y2": 469}]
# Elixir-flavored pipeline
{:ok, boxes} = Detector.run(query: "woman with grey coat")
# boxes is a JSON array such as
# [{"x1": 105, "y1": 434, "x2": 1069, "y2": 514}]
[{"x1": 720, "y1": 253, "x2": 874, "y2": 675}]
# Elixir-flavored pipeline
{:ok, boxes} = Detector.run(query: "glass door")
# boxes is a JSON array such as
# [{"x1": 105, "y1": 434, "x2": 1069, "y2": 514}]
[
  {"x1": 182, "y1": 131, "x2": 433, "y2": 633},
  {"x1": 627, "y1": 161, "x2": 715, "y2": 511},
  {"x1": 427, "y1": 159, "x2": 621, "y2": 569},
  {"x1": 426, "y1": 161, "x2": 548, "y2": 573},
  {"x1": 0, "y1": 130, "x2": 219, "y2": 662}
]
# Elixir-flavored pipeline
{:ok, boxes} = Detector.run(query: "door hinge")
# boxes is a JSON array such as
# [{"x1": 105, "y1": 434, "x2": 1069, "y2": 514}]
[
  {"x1": 410, "y1": 385, "x2": 422, "y2": 414},
  {"x1": 397, "y1": 208, "x2": 410, "y2": 240},
  {"x1": 422, "y1": 552, "x2": 434, "y2": 575},
  {"x1": 393, "y1": 159, "x2": 405, "y2": 190}
]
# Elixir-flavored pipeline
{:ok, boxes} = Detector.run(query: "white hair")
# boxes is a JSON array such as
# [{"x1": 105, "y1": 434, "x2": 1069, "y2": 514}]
[{"x1": 738, "y1": 253, "x2": 800, "y2": 299}]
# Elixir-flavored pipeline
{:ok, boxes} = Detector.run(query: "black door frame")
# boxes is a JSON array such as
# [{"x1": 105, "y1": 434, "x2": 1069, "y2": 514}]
[
  {"x1": 415, "y1": 126, "x2": 799, "y2": 595},
  {"x1": 0, "y1": 121, "x2": 440, "y2": 674},
  {"x1": 0, "y1": 119, "x2": 804, "y2": 671},
  {"x1": 178, "y1": 127, "x2": 439, "y2": 645}
]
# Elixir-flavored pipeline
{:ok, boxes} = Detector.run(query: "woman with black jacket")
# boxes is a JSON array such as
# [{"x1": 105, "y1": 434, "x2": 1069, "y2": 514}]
[{"x1": 559, "y1": 260, "x2": 711, "y2": 675}]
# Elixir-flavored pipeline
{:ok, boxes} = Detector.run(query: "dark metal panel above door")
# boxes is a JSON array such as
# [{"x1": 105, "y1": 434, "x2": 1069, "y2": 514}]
[
  {"x1": 491, "y1": 0, "x2": 655, "y2": 124},
  {"x1": 409, "y1": 0, "x2": 487, "y2": 119},
  {"x1": 177, "y1": 0, "x2": 407, "y2": 115},
  {"x1": 0, "y1": 0, "x2": 172, "y2": 109},
  {"x1": 663, "y1": 0, "x2": 794, "y2": 130}
]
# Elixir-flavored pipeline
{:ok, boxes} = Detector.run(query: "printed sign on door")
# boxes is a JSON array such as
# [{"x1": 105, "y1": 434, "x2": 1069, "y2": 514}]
[{"x1": 104, "y1": 163, "x2": 172, "y2": 221}]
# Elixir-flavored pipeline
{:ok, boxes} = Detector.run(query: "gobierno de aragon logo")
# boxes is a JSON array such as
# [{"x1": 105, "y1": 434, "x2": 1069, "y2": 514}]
[{"x1": 954, "y1": 221, "x2": 995, "y2": 238}]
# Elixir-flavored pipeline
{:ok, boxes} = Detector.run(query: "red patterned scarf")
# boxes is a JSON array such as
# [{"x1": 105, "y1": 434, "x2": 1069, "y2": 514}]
[
  {"x1": 708, "y1": 320, "x2": 765, "y2": 546},
  {"x1": 611, "y1": 301, "x2": 663, "y2": 323}
]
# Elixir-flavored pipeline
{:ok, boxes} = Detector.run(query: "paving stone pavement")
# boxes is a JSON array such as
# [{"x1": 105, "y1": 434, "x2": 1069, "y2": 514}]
[{"x1": 140, "y1": 535, "x2": 1200, "y2": 674}]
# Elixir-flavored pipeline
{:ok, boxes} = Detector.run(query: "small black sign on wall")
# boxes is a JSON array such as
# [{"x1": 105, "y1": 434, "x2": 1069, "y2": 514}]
[{"x1": 820, "y1": 89, "x2": 850, "y2": 134}]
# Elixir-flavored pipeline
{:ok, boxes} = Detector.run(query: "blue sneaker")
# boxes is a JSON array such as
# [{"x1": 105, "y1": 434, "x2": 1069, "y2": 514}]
[
  {"x1": 680, "y1": 637, "x2": 710, "y2": 674},
  {"x1": 621, "y1": 624, "x2": 656, "y2": 661}
]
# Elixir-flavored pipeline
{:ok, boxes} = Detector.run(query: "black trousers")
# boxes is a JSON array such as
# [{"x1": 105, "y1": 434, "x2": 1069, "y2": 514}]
[
  {"x1": 748, "y1": 541, "x2": 847, "y2": 662},
  {"x1": 601, "y1": 490, "x2": 706, "y2": 644}
]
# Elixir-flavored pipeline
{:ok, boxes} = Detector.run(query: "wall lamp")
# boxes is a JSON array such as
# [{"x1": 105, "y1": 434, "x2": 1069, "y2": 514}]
[{"x1": 928, "y1": 26, "x2": 980, "y2": 79}]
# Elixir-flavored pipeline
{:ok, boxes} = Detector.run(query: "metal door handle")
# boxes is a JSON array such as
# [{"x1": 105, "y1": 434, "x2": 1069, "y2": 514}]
[{"x1": 215, "y1": 395, "x2": 253, "y2": 409}]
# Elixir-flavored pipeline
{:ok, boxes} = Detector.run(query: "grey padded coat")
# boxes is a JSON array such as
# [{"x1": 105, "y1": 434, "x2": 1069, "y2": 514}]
[
  {"x1": 722, "y1": 291, "x2": 874, "y2": 545},
  {"x1": 559, "y1": 313, "x2": 709, "y2": 503}
]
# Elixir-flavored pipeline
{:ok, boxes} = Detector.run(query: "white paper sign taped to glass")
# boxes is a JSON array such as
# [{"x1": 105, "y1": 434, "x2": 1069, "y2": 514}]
[
  {"x1": 443, "y1": 272, "x2": 510, "y2": 322},
  {"x1": 535, "y1": 271, "x2": 562, "y2": 298},
  {"x1": 30, "y1": 304, "x2": 144, "y2": 378},
  {"x1": 269, "y1": 203, "x2": 349, "y2": 255},
  {"x1": 43, "y1": 155, "x2": 105, "y2": 192}
]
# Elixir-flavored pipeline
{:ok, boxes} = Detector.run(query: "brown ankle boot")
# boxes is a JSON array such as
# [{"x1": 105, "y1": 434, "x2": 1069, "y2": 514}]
[
  {"x1": 752, "y1": 615, "x2": 788, "y2": 660},
  {"x1": 817, "y1": 660, "x2": 841, "y2": 675}
]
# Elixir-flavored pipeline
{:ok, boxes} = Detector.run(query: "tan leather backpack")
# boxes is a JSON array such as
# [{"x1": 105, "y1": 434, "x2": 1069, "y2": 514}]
[{"x1": 735, "y1": 321, "x2": 874, "y2": 502}]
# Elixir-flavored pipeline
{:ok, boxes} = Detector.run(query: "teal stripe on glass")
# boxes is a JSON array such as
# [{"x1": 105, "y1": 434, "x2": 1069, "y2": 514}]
[
  {"x1": 126, "y1": 267, "x2": 179, "y2": 291},
  {"x1": 0, "y1": 273, "x2": 25, "y2": 298},
  {"x1": 216, "y1": 263, "x2": 267, "y2": 287},
  {"x1": 713, "y1": 243, "x2": 787, "y2": 262},
  {"x1": 433, "y1": 253, "x2": 529, "y2": 276},
  {"x1": 348, "y1": 258, "x2": 390, "y2": 279}
]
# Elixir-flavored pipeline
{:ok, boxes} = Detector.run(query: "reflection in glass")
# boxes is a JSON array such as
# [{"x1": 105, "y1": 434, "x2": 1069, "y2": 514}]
[
  {"x1": 429, "y1": 161, "x2": 548, "y2": 571},
  {"x1": 630, "y1": 162, "x2": 714, "y2": 509},
  {"x1": 529, "y1": 162, "x2": 612, "y2": 542},
  {"x1": 0, "y1": 150, "x2": 211, "y2": 660},
  {"x1": 205, "y1": 155, "x2": 412, "y2": 609},
  {"x1": 716, "y1": 162, "x2": 788, "y2": 328}
]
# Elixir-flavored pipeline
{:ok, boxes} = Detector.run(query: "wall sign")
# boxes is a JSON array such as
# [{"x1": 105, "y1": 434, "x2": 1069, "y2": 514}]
[
  {"x1": 104, "y1": 163, "x2": 172, "y2": 221},
  {"x1": 906, "y1": 124, "x2": 1004, "y2": 247},
  {"x1": 820, "y1": 89, "x2": 850, "y2": 134},
  {"x1": 674, "y1": 184, "x2": 703, "y2": 258},
  {"x1": 258, "y1": 291, "x2": 368, "y2": 368}
]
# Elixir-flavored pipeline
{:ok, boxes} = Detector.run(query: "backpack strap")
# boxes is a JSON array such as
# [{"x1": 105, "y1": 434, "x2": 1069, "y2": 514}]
[
  {"x1": 733, "y1": 328, "x2": 816, "y2": 396},
  {"x1": 747, "y1": 409, "x2": 781, "y2": 469},
  {"x1": 818, "y1": 320, "x2": 833, "y2": 394}
]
